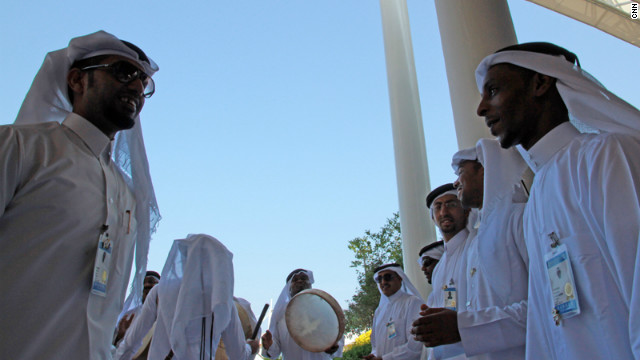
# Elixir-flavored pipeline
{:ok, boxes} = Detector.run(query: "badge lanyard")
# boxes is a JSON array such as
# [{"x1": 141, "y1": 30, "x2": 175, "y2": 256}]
[
  {"x1": 544, "y1": 232, "x2": 580, "y2": 325},
  {"x1": 442, "y1": 247, "x2": 462, "y2": 311},
  {"x1": 91, "y1": 155, "x2": 113, "y2": 297},
  {"x1": 386, "y1": 317, "x2": 397, "y2": 339}
]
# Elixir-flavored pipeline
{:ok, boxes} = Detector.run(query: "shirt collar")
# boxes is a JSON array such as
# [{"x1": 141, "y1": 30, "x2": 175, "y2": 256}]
[
  {"x1": 519, "y1": 122, "x2": 580, "y2": 173},
  {"x1": 386, "y1": 288, "x2": 406, "y2": 302},
  {"x1": 444, "y1": 228, "x2": 469, "y2": 253},
  {"x1": 62, "y1": 113, "x2": 112, "y2": 160}
]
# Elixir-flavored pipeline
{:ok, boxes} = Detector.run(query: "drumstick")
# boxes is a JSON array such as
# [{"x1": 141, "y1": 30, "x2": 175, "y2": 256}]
[{"x1": 252, "y1": 303, "x2": 269, "y2": 340}]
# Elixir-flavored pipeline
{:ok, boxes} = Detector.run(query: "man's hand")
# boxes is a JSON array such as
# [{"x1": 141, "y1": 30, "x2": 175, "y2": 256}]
[
  {"x1": 261, "y1": 330, "x2": 273, "y2": 350},
  {"x1": 113, "y1": 313, "x2": 135, "y2": 345},
  {"x1": 411, "y1": 305, "x2": 461, "y2": 347},
  {"x1": 247, "y1": 338, "x2": 259, "y2": 354},
  {"x1": 324, "y1": 341, "x2": 339, "y2": 354}
]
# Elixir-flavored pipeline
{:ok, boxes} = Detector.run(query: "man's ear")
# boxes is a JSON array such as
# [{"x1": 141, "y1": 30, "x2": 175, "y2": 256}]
[
  {"x1": 532, "y1": 73, "x2": 556, "y2": 97},
  {"x1": 67, "y1": 68, "x2": 85, "y2": 98}
]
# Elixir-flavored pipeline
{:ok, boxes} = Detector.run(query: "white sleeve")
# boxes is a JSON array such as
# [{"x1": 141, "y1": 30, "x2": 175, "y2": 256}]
[
  {"x1": 457, "y1": 203, "x2": 528, "y2": 355},
  {"x1": 114, "y1": 286, "x2": 159, "y2": 360},
  {"x1": 221, "y1": 305, "x2": 252, "y2": 360},
  {"x1": 457, "y1": 300, "x2": 527, "y2": 355},
  {"x1": 583, "y1": 135, "x2": 640, "y2": 358},
  {"x1": 381, "y1": 297, "x2": 423, "y2": 360}
]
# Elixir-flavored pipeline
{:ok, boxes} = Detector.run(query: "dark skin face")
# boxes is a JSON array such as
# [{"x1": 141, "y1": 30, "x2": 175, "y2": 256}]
[
  {"x1": 430, "y1": 194, "x2": 469, "y2": 242},
  {"x1": 289, "y1": 272, "x2": 311, "y2": 297},
  {"x1": 453, "y1": 161, "x2": 484, "y2": 209},
  {"x1": 67, "y1": 55, "x2": 147, "y2": 139},
  {"x1": 477, "y1": 63, "x2": 562, "y2": 150},
  {"x1": 142, "y1": 275, "x2": 159, "y2": 303},
  {"x1": 421, "y1": 257, "x2": 439, "y2": 284}
]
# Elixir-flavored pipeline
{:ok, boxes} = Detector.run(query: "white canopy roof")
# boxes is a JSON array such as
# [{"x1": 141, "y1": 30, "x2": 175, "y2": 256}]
[{"x1": 528, "y1": 0, "x2": 640, "y2": 47}]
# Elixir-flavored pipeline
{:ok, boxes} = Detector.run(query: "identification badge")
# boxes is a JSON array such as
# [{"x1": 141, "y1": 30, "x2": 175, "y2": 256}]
[
  {"x1": 91, "y1": 230, "x2": 112, "y2": 297},
  {"x1": 443, "y1": 285, "x2": 457, "y2": 311},
  {"x1": 544, "y1": 242, "x2": 580, "y2": 324},
  {"x1": 386, "y1": 318, "x2": 397, "y2": 339}
]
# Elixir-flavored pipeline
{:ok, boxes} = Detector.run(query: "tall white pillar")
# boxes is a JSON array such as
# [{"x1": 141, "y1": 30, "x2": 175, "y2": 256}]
[
  {"x1": 434, "y1": 0, "x2": 517, "y2": 149},
  {"x1": 380, "y1": 0, "x2": 437, "y2": 300}
]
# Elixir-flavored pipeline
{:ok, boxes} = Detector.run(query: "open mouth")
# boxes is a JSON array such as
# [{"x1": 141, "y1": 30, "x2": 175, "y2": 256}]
[{"x1": 439, "y1": 217, "x2": 453, "y2": 226}]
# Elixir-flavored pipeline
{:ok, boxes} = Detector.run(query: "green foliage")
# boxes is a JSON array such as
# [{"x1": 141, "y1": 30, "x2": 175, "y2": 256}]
[
  {"x1": 341, "y1": 342, "x2": 372, "y2": 360},
  {"x1": 344, "y1": 212, "x2": 403, "y2": 335}
]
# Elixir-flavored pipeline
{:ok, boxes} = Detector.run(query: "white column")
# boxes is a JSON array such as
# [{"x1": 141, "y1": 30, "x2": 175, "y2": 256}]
[
  {"x1": 380, "y1": 0, "x2": 436, "y2": 300},
  {"x1": 434, "y1": 0, "x2": 517, "y2": 149}
]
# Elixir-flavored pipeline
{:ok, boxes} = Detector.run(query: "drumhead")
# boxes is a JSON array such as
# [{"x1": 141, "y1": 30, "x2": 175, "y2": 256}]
[{"x1": 285, "y1": 288, "x2": 345, "y2": 352}]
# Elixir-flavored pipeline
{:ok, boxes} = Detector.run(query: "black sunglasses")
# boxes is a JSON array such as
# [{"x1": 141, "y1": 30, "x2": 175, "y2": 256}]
[
  {"x1": 81, "y1": 61, "x2": 155, "y2": 98},
  {"x1": 375, "y1": 273, "x2": 398, "y2": 283}
]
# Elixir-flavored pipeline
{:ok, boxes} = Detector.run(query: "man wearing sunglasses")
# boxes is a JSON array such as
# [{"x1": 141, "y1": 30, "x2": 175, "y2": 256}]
[
  {"x1": 0, "y1": 31, "x2": 159, "y2": 360},
  {"x1": 365, "y1": 263, "x2": 424, "y2": 360}
]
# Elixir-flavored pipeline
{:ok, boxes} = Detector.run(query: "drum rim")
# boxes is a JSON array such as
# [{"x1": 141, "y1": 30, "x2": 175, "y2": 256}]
[{"x1": 284, "y1": 288, "x2": 345, "y2": 352}]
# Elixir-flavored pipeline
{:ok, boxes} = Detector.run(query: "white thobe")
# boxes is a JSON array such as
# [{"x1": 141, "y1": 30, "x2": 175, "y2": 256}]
[
  {"x1": 519, "y1": 122, "x2": 640, "y2": 360},
  {"x1": 115, "y1": 286, "x2": 159, "y2": 360},
  {"x1": 261, "y1": 317, "x2": 344, "y2": 360},
  {"x1": 457, "y1": 198, "x2": 528, "y2": 359},
  {"x1": 0, "y1": 113, "x2": 137, "y2": 360},
  {"x1": 117, "y1": 287, "x2": 254, "y2": 360},
  {"x1": 426, "y1": 229, "x2": 472, "y2": 360},
  {"x1": 150, "y1": 299, "x2": 253, "y2": 360},
  {"x1": 371, "y1": 290, "x2": 423, "y2": 360}
]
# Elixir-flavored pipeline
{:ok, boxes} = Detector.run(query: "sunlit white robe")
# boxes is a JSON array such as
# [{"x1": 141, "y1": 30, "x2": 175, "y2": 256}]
[
  {"x1": 371, "y1": 289, "x2": 423, "y2": 360},
  {"x1": 0, "y1": 114, "x2": 137, "y2": 360},
  {"x1": 520, "y1": 122, "x2": 640, "y2": 359}
]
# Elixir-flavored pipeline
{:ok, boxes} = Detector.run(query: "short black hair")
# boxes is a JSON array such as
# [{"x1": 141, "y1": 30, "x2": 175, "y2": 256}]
[
  {"x1": 496, "y1": 42, "x2": 580, "y2": 67},
  {"x1": 426, "y1": 183, "x2": 455, "y2": 209}
]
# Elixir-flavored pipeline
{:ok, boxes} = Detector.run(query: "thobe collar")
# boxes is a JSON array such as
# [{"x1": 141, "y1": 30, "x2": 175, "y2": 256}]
[
  {"x1": 385, "y1": 288, "x2": 406, "y2": 302},
  {"x1": 444, "y1": 228, "x2": 469, "y2": 254},
  {"x1": 518, "y1": 122, "x2": 580, "y2": 173},
  {"x1": 62, "y1": 112, "x2": 113, "y2": 162}
]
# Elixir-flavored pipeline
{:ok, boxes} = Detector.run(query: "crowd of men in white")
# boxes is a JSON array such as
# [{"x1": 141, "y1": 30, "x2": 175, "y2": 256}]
[{"x1": 0, "y1": 30, "x2": 638, "y2": 360}]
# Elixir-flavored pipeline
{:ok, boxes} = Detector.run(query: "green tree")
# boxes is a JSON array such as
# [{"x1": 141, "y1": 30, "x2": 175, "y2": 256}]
[{"x1": 344, "y1": 212, "x2": 403, "y2": 335}]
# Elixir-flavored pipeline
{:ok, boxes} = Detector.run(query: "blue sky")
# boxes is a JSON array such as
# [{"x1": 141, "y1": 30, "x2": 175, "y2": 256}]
[{"x1": 1, "y1": 1, "x2": 637, "y2": 317}]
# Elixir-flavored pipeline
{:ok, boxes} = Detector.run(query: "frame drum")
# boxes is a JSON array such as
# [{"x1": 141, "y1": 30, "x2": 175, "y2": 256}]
[{"x1": 285, "y1": 288, "x2": 345, "y2": 352}]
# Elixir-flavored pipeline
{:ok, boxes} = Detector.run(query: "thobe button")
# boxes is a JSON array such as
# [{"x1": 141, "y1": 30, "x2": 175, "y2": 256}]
[
  {"x1": 109, "y1": 198, "x2": 114, "y2": 204},
  {"x1": 466, "y1": 301, "x2": 471, "y2": 306}
]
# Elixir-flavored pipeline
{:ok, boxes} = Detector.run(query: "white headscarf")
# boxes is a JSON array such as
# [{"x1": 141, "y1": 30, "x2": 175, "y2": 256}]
[
  {"x1": 269, "y1": 269, "x2": 315, "y2": 332},
  {"x1": 417, "y1": 242, "x2": 445, "y2": 266},
  {"x1": 428, "y1": 189, "x2": 458, "y2": 219},
  {"x1": 157, "y1": 234, "x2": 234, "y2": 359},
  {"x1": 452, "y1": 138, "x2": 528, "y2": 216},
  {"x1": 13, "y1": 30, "x2": 161, "y2": 314},
  {"x1": 373, "y1": 264, "x2": 422, "y2": 330},
  {"x1": 475, "y1": 50, "x2": 640, "y2": 139}
]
